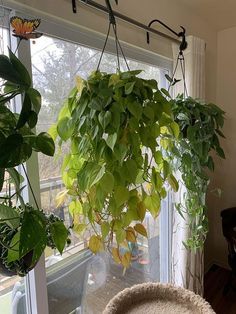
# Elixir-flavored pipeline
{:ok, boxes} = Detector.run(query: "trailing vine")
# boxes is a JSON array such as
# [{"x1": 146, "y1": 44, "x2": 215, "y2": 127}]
[{"x1": 167, "y1": 95, "x2": 225, "y2": 249}]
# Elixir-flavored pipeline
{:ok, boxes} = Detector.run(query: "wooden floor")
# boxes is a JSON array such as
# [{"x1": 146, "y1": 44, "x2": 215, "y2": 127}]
[
  {"x1": 84, "y1": 258, "x2": 150, "y2": 314},
  {"x1": 204, "y1": 265, "x2": 236, "y2": 314}
]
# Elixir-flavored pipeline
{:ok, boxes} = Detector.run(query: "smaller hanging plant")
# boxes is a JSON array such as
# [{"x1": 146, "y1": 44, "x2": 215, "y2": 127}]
[
  {"x1": 166, "y1": 94, "x2": 225, "y2": 249},
  {"x1": 0, "y1": 204, "x2": 70, "y2": 276},
  {"x1": 52, "y1": 70, "x2": 179, "y2": 267}
]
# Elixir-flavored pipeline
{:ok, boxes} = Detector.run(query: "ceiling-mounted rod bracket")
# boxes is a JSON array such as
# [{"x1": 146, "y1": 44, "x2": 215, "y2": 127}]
[{"x1": 147, "y1": 19, "x2": 188, "y2": 52}]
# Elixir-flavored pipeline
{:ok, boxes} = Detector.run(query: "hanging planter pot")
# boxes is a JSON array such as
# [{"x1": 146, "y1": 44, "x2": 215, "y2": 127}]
[
  {"x1": 0, "y1": 247, "x2": 35, "y2": 277},
  {"x1": 0, "y1": 205, "x2": 70, "y2": 277},
  {"x1": 0, "y1": 260, "x2": 17, "y2": 277}
]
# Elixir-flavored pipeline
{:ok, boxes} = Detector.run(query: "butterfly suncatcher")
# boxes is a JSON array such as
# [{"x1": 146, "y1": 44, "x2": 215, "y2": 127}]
[{"x1": 10, "y1": 16, "x2": 43, "y2": 40}]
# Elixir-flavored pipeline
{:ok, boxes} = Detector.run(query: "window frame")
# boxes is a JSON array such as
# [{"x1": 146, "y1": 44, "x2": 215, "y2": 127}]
[{"x1": 1, "y1": 6, "x2": 173, "y2": 313}]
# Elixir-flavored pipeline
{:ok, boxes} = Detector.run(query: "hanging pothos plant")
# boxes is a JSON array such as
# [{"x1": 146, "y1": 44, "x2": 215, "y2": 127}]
[
  {"x1": 164, "y1": 92, "x2": 225, "y2": 250},
  {"x1": 0, "y1": 49, "x2": 69, "y2": 276},
  {"x1": 52, "y1": 70, "x2": 180, "y2": 267}
]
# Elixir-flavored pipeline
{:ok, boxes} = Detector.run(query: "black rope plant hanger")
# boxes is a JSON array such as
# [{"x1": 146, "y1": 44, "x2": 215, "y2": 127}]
[
  {"x1": 73, "y1": 0, "x2": 130, "y2": 72},
  {"x1": 96, "y1": 0, "x2": 130, "y2": 72}
]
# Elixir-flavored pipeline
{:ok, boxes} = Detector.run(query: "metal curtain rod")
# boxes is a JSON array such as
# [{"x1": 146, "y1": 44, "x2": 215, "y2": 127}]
[{"x1": 77, "y1": 0, "x2": 180, "y2": 44}]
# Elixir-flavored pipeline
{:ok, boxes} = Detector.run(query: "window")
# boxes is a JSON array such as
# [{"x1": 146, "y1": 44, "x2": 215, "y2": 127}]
[
  {"x1": 0, "y1": 6, "x2": 172, "y2": 314},
  {"x1": 31, "y1": 34, "x2": 171, "y2": 313}
]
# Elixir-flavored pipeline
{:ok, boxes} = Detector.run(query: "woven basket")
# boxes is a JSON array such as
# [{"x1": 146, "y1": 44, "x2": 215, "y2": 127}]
[{"x1": 103, "y1": 282, "x2": 215, "y2": 314}]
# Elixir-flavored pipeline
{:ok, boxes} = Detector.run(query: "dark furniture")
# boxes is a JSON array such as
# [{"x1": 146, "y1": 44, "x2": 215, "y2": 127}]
[{"x1": 221, "y1": 207, "x2": 236, "y2": 294}]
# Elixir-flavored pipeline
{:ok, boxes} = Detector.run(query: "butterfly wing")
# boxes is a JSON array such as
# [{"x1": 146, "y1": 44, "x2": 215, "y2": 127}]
[
  {"x1": 10, "y1": 16, "x2": 26, "y2": 34},
  {"x1": 10, "y1": 16, "x2": 41, "y2": 39},
  {"x1": 23, "y1": 32, "x2": 43, "y2": 40},
  {"x1": 25, "y1": 19, "x2": 41, "y2": 32}
]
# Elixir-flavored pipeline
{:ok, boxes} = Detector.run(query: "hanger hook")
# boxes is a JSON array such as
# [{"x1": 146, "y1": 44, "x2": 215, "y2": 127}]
[
  {"x1": 146, "y1": 20, "x2": 187, "y2": 52},
  {"x1": 178, "y1": 26, "x2": 188, "y2": 52}
]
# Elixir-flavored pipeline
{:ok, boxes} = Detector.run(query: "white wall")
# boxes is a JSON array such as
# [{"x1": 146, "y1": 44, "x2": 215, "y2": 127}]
[{"x1": 205, "y1": 26, "x2": 236, "y2": 269}]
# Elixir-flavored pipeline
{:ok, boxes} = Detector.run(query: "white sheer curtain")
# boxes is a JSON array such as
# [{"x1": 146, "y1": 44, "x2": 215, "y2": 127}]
[{"x1": 171, "y1": 35, "x2": 206, "y2": 295}]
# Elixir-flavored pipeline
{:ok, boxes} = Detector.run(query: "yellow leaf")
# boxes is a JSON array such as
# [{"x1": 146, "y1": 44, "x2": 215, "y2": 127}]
[
  {"x1": 112, "y1": 247, "x2": 121, "y2": 264},
  {"x1": 160, "y1": 126, "x2": 169, "y2": 135},
  {"x1": 160, "y1": 138, "x2": 170, "y2": 150},
  {"x1": 126, "y1": 227, "x2": 136, "y2": 243},
  {"x1": 121, "y1": 252, "x2": 131, "y2": 268},
  {"x1": 88, "y1": 235, "x2": 103, "y2": 254},
  {"x1": 119, "y1": 240, "x2": 129, "y2": 250},
  {"x1": 55, "y1": 189, "x2": 69, "y2": 208},
  {"x1": 75, "y1": 76, "x2": 84, "y2": 94},
  {"x1": 109, "y1": 73, "x2": 120, "y2": 86},
  {"x1": 134, "y1": 223, "x2": 148, "y2": 238},
  {"x1": 73, "y1": 223, "x2": 87, "y2": 235},
  {"x1": 69, "y1": 200, "x2": 82, "y2": 217},
  {"x1": 62, "y1": 171, "x2": 74, "y2": 189},
  {"x1": 137, "y1": 201, "x2": 146, "y2": 222},
  {"x1": 144, "y1": 193, "x2": 160, "y2": 218}
]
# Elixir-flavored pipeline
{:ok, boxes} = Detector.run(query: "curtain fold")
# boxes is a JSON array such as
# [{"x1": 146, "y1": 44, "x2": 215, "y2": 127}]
[{"x1": 171, "y1": 35, "x2": 206, "y2": 296}]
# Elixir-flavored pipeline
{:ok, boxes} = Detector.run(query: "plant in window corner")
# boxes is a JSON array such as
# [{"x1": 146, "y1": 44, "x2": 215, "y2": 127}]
[
  {"x1": 146, "y1": 19, "x2": 225, "y2": 251},
  {"x1": 163, "y1": 59, "x2": 225, "y2": 251},
  {"x1": 0, "y1": 17, "x2": 70, "y2": 277},
  {"x1": 52, "y1": 1, "x2": 181, "y2": 269}
]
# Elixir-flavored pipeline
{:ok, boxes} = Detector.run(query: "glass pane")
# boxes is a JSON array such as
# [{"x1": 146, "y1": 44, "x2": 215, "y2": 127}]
[{"x1": 31, "y1": 35, "x2": 164, "y2": 314}]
